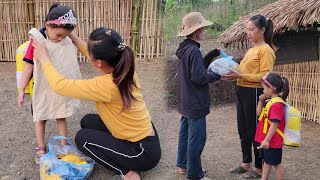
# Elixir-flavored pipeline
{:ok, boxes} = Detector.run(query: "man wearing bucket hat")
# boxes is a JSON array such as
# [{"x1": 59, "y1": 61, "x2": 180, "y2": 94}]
[{"x1": 176, "y1": 12, "x2": 221, "y2": 180}]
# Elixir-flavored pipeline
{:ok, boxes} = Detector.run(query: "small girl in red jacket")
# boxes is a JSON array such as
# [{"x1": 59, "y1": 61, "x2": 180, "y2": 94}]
[{"x1": 255, "y1": 72, "x2": 289, "y2": 180}]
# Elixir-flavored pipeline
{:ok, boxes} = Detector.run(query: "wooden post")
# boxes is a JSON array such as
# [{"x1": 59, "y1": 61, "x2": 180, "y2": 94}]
[
  {"x1": 27, "y1": 0, "x2": 35, "y2": 25},
  {"x1": 317, "y1": 61, "x2": 320, "y2": 124},
  {"x1": 318, "y1": 36, "x2": 320, "y2": 60},
  {"x1": 130, "y1": 0, "x2": 142, "y2": 54}
]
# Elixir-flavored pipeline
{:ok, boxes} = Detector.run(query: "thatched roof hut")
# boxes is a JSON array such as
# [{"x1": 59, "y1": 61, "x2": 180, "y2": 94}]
[
  {"x1": 219, "y1": 0, "x2": 320, "y2": 49},
  {"x1": 219, "y1": 0, "x2": 320, "y2": 124}
]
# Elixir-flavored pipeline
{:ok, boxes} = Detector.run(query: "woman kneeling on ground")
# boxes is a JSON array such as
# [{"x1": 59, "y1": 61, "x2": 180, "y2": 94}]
[{"x1": 32, "y1": 28, "x2": 161, "y2": 180}]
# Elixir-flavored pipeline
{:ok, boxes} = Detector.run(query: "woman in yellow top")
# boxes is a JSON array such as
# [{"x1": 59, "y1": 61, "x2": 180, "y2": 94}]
[
  {"x1": 223, "y1": 15, "x2": 276, "y2": 179},
  {"x1": 32, "y1": 28, "x2": 161, "y2": 180}
]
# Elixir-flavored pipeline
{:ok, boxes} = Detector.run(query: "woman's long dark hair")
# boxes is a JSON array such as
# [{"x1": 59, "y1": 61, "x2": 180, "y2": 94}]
[
  {"x1": 249, "y1": 15, "x2": 276, "y2": 51},
  {"x1": 88, "y1": 28, "x2": 138, "y2": 111},
  {"x1": 44, "y1": 2, "x2": 76, "y2": 31},
  {"x1": 264, "y1": 73, "x2": 289, "y2": 101}
]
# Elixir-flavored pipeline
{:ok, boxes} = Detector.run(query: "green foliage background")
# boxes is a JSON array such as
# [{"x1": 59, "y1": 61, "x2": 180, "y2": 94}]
[{"x1": 163, "y1": 0, "x2": 277, "y2": 41}]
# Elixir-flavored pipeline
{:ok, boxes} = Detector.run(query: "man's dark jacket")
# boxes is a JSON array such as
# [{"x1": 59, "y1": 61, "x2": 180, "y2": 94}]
[{"x1": 176, "y1": 39, "x2": 221, "y2": 118}]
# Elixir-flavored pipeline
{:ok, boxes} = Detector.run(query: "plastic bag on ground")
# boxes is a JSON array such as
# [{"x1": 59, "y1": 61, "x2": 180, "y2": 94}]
[{"x1": 40, "y1": 136, "x2": 95, "y2": 180}]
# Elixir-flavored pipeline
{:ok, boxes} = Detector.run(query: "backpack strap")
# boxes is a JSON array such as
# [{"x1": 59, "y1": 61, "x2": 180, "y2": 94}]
[
  {"x1": 266, "y1": 119, "x2": 285, "y2": 138},
  {"x1": 261, "y1": 97, "x2": 286, "y2": 138},
  {"x1": 28, "y1": 28, "x2": 46, "y2": 43}
]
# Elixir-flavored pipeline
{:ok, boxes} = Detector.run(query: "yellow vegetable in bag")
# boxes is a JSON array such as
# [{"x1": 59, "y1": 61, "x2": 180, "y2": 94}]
[{"x1": 57, "y1": 153, "x2": 88, "y2": 164}]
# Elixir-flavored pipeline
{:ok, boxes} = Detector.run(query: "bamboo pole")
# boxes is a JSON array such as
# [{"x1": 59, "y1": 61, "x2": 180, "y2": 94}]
[
  {"x1": 146, "y1": 0, "x2": 152, "y2": 58},
  {"x1": 119, "y1": 0, "x2": 123, "y2": 39},
  {"x1": 79, "y1": 0, "x2": 84, "y2": 62},
  {"x1": 151, "y1": 0, "x2": 157, "y2": 58},
  {"x1": 102, "y1": 0, "x2": 105, "y2": 29},
  {"x1": 157, "y1": 0, "x2": 164, "y2": 57},
  {"x1": 121, "y1": 0, "x2": 124, "y2": 42},
  {"x1": 130, "y1": 0, "x2": 142, "y2": 54},
  {"x1": 4, "y1": 1, "x2": 8, "y2": 61},
  {"x1": 27, "y1": 0, "x2": 35, "y2": 26},
  {"x1": 107, "y1": 0, "x2": 111, "y2": 28},
  {"x1": 5, "y1": 1, "x2": 12, "y2": 61},
  {"x1": 149, "y1": 0, "x2": 154, "y2": 58},
  {"x1": 114, "y1": 0, "x2": 117, "y2": 32},
  {"x1": 143, "y1": 0, "x2": 149, "y2": 58},
  {"x1": 317, "y1": 61, "x2": 320, "y2": 123},
  {"x1": 93, "y1": 0, "x2": 97, "y2": 29},
  {"x1": 0, "y1": 1, "x2": 6, "y2": 61},
  {"x1": 126, "y1": 0, "x2": 131, "y2": 45},
  {"x1": 138, "y1": 0, "x2": 146, "y2": 58},
  {"x1": 11, "y1": 0, "x2": 18, "y2": 61},
  {"x1": 117, "y1": 0, "x2": 120, "y2": 34}
]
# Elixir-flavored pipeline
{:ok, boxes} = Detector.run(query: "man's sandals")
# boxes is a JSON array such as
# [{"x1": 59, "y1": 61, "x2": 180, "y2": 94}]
[
  {"x1": 35, "y1": 146, "x2": 46, "y2": 165},
  {"x1": 178, "y1": 168, "x2": 207, "y2": 175}
]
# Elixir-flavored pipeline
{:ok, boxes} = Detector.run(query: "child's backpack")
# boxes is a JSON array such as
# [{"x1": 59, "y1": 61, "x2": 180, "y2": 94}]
[
  {"x1": 258, "y1": 97, "x2": 301, "y2": 147},
  {"x1": 16, "y1": 40, "x2": 33, "y2": 97}
]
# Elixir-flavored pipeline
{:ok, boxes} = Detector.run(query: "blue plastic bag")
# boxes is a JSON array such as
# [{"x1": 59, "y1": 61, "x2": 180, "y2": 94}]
[
  {"x1": 208, "y1": 49, "x2": 239, "y2": 76},
  {"x1": 40, "y1": 136, "x2": 95, "y2": 180}
]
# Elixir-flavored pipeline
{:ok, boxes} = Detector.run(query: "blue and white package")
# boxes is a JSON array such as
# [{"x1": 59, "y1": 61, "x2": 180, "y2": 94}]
[{"x1": 208, "y1": 49, "x2": 239, "y2": 76}]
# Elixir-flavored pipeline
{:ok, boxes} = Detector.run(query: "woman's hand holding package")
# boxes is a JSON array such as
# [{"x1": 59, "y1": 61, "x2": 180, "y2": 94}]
[
  {"x1": 32, "y1": 40, "x2": 49, "y2": 64},
  {"x1": 222, "y1": 70, "x2": 242, "y2": 81}
]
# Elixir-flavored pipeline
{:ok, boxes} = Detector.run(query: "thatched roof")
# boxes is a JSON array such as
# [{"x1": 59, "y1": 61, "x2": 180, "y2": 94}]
[{"x1": 219, "y1": 0, "x2": 320, "y2": 49}]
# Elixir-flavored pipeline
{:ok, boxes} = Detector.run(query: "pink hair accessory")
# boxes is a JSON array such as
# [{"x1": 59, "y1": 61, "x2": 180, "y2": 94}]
[
  {"x1": 46, "y1": 10, "x2": 77, "y2": 26},
  {"x1": 262, "y1": 73, "x2": 276, "y2": 90}
]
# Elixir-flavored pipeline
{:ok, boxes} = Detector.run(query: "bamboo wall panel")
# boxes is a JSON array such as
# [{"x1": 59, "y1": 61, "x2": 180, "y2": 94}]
[
  {"x1": 0, "y1": 0, "x2": 164, "y2": 62},
  {"x1": 0, "y1": 0, "x2": 33, "y2": 62},
  {"x1": 138, "y1": 0, "x2": 163, "y2": 58},
  {"x1": 274, "y1": 60, "x2": 320, "y2": 124}
]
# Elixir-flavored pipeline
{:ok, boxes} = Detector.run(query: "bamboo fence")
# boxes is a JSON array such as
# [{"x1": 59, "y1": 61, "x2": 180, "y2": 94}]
[
  {"x1": 274, "y1": 60, "x2": 320, "y2": 124},
  {"x1": 138, "y1": 0, "x2": 163, "y2": 58},
  {"x1": 0, "y1": 0, "x2": 33, "y2": 62},
  {"x1": 0, "y1": 0, "x2": 164, "y2": 62}
]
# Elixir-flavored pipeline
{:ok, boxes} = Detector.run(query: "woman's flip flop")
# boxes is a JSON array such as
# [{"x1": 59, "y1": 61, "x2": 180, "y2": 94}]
[
  {"x1": 229, "y1": 165, "x2": 248, "y2": 174},
  {"x1": 242, "y1": 170, "x2": 262, "y2": 179}
]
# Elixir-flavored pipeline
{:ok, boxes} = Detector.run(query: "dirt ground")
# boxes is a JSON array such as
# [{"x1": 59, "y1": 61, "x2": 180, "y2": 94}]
[{"x1": 1, "y1": 55, "x2": 320, "y2": 180}]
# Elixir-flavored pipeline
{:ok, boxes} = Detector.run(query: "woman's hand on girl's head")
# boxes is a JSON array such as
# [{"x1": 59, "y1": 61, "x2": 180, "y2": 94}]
[
  {"x1": 32, "y1": 40, "x2": 49, "y2": 63},
  {"x1": 68, "y1": 32, "x2": 77, "y2": 44},
  {"x1": 222, "y1": 70, "x2": 242, "y2": 81}
]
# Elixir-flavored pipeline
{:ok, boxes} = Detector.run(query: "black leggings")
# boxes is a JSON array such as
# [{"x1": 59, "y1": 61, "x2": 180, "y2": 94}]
[
  {"x1": 75, "y1": 114, "x2": 161, "y2": 175},
  {"x1": 236, "y1": 86, "x2": 263, "y2": 169}
]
